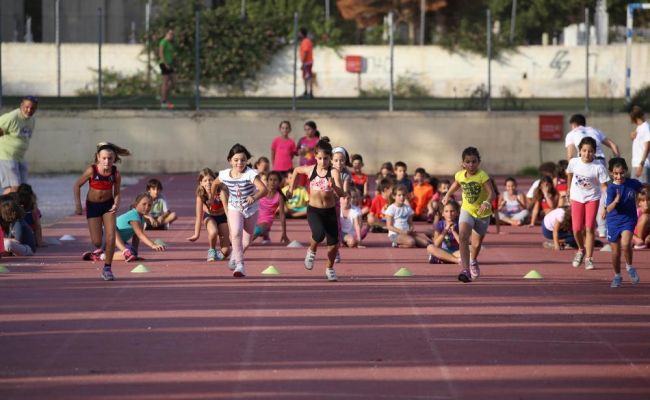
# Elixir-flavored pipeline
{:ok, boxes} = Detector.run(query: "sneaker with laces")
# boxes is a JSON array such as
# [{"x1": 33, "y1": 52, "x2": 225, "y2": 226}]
[
  {"x1": 82, "y1": 248, "x2": 103, "y2": 261},
  {"x1": 458, "y1": 269, "x2": 472, "y2": 283},
  {"x1": 261, "y1": 239, "x2": 272, "y2": 245},
  {"x1": 470, "y1": 260, "x2": 480, "y2": 280},
  {"x1": 228, "y1": 257, "x2": 237, "y2": 271},
  {"x1": 571, "y1": 251, "x2": 584, "y2": 268},
  {"x1": 610, "y1": 275, "x2": 622, "y2": 288},
  {"x1": 233, "y1": 263, "x2": 246, "y2": 278},
  {"x1": 326, "y1": 268, "x2": 338, "y2": 282},
  {"x1": 101, "y1": 269, "x2": 115, "y2": 281},
  {"x1": 207, "y1": 248, "x2": 217, "y2": 262},
  {"x1": 122, "y1": 248, "x2": 136, "y2": 263},
  {"x1": 304, "y1": 250, "x2": 316, "y2": 270},
  {"x1": 215, "y1": 249, "x2": 225, "y2": 261},
  {"x1": 627, "y1": 266, "x2": 640, "y2": 284},
  {"x1": 584, "y1": 257, "x2": 595, "y2": 270}
]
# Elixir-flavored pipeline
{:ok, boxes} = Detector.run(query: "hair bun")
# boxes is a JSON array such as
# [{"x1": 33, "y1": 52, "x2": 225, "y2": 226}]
[{"x1": 320, "y1": 136, "x2": 330, "y2": 143}]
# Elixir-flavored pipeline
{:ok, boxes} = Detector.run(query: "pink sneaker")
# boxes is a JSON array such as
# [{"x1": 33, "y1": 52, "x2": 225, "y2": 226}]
[{"x1": 122, "y1": 248, "x2": 136, "y2": 262}]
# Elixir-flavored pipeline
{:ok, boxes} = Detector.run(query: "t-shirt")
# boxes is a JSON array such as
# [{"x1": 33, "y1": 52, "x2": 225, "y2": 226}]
[
  {"x1": 297, "y1": 136, "x2": 319, "y2": 166},
  {"x1": 258, "y1": 191, "x2": 281, "y2": 225},
  {"x1": 606, "y1": 179, "x2": 644, "y2": 225},
  {"x1": 526, "y1": 179, "x2": 540, "y2": 199},
  {"x1": 632, "y1": 121, "x2": 650, "y2": 167},
  {"x1": 369, "y1": 194, "x2": 389, "y2": 219},
  {"x1": 396, "y1": 177, "x2": 413, "y2": 194},
  {"x1": 454, "y1": 169, "x2": 492, "y2": 219},
  {"x1": 384, "y1": 203, "x2": 413, "y2": 232},
  {"x1": 411, "y1": 182, "x2": 434, "y2": 216},
  {"x1": 351, "y1": 172, "x2": 368, "y2": 194},
  {"x1": 543, "y1": 207, "x2": 566, "y2": 231},
  {"x1": 271, "y1": 136, "x2": 297, "y2": 172},
  {"x1": 566, "y1": 158, "x2": 609, "y2": 203},
  {"x1": 565, "y1": 126, "x2": 607, "y2": 159},
  {"x1": 0, "y1": 108, "x2": 36, "y2": 161},
  {"x1": 434, "y1": 219, "x2": 459, "y2": 251},
  {"x1": 300, "y1": 37, "x2": 313, "y2": 64},
  {"x1": 116, "y1": 208, "x2": 143, "y2": 243},
  {"x1": 340, "y1": 206, "x2": 361, "y2": 236},
  {"x1": 149, "y1": 196, "x2": 169, "y2": 218},
  {"x1": 219, "y1": 167, "x2": 259, "y2": 218},
  {"x1": 282, "y1": 186, "x2": 309, "y2": 210},
  {"x1": 159, "y1": 37, "x2": 174, "y2": 65}
]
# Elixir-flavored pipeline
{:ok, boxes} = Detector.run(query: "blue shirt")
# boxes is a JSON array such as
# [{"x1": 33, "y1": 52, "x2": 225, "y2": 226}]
[
  {"x1": 116, "y1": 208, "x2": 143, "y2": 243},
  {"x1": 605, "y1": 179, "x2": 644, "y2": 225}
]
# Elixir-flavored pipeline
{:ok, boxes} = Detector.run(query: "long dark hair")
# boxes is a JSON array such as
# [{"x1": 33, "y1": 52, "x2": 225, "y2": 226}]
[{"x1": 227, "y1": 143, "x2": 252, "y2": 161}]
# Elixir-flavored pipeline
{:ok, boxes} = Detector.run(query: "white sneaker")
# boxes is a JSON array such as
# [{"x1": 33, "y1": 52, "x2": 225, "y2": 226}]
[
  {"x1": 584, "y1": 257, "x2": 595, "y2": 270},
  {"x1": 228, "y1": 257, "x2": 237, "y2": 271},
  {"x1": 233, "y1": 262, "x2": 246, "y2": 278},
  {"x1": 572, "y1": 251, "x2": 584, "y2": 268},
  {"x1": 326, "y1": 268, "x2": 338, "y2": 282},
  {"x1": 304, "y1": 250, "x2": 316, "y2": 270}
]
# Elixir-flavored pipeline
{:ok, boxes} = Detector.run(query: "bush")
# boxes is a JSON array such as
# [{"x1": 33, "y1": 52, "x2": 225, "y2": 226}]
[
  {"x1": 624, "y1": 85, "x2": 650, "y2": 113},
  {"x1": 76, "y1": 69, "x2": 161, "y2": 96},
  {"x1": 359, "y1": 74, "x2": 429, "y2": 98}
]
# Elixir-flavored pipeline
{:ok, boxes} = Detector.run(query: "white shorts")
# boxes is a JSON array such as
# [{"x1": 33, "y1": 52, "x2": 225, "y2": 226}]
[
  {"x1": 459, "y1": 209, "x2": 490, "y2": 236},
  {"x1": 0, "y1": 160, "x2": 28, "y2": 190}
]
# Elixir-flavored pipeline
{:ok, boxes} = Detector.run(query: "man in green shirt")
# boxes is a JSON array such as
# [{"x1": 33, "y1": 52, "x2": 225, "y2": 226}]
[
  {"x1": 159, "y1": 29, "x2": 176, "y2": 109},
  {"x1": 0, "y1": 96, "x2": 38, "y2": 194}
]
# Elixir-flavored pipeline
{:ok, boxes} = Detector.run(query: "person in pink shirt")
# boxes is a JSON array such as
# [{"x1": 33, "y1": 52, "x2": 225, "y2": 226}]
[
  {"x1": 295, "y1": 120, "x2": 321, "y2": 187},
  {"x1": 252, "y1": 171, "x2": 289, "y2": 245},
  {"x1": 270, "y1": 121, "x2": 296, "y2": 178}
]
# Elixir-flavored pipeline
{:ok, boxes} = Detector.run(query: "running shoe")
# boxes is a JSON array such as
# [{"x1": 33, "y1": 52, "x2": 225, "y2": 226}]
[
  {"x1": 470, "y1": 260, "x2": 481, "y2": 280},
  {"x1": 610, "y1": 275, "x2": 622, "y2": 288},
  {"x1": 627, "y1": 266, "x2": 640, "y2": 284},
  {"x1": 228, "y1": 257, "x2": 237, "y2": 271},
  {"x1": 542, "y1": 240, "x2": 555, "y2": 249},
  {"x1": 458, "y1": 269, "x2": 472, "y2": 283},
  {"x1": 101, "y1": 268, "x2": 115, "y2": 281},
  {"x1": 82, "y1": 248, "x2": 103, "y2": 261},
  {"x1": 122, "y1": 248, "x2": 137, "y2": 263},
  {"x1": 428, "y1": 254, "x2": 442, "y2": 264},
  {"x1": 584, "y1": 257, "x2": 595, "y2": 270},
  {"x1": 233, "y1": 263, "x2": 246, "y2": 278},
  {"x1": 335, "y1": 251, "x2": 341, "y2": 263},
  {"x1": 207, "y1": 248, "x2": 217, "y2": 262},
  {"x1": 304, "y1": 250, "x2": 316, "y2": 270},
  {"x1": 571, "y1": 251, "x2": 584, "y2": 268},
  {"x1": 261, "y1": 239, "x2": 272, "y2": 245},
  {"x1": 326, "y1": 268, "x2": 338, "y2": 282},
  {"x1": 215, "y1": 249, "x2": 225, "y2": 261}
]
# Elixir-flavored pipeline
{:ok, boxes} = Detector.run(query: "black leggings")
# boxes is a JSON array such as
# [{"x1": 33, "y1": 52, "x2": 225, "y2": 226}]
[{"x1": 307, "y1": 206, "x2": 339, "y2": 246}]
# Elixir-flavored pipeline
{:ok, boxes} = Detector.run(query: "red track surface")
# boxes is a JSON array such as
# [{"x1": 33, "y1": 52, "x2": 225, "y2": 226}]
[{"x1": 1, "y1": 174, "x2": 649, "y2": 400}]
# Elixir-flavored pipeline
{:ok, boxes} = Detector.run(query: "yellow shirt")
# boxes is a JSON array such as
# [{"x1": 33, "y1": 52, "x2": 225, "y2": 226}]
[{"x1": 454, "y1": 169, "x2": 492, "y2": 218}]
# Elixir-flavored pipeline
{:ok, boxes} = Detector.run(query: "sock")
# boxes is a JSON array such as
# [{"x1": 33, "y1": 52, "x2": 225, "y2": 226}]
[
  {"x1": 614, "y1": 273, "x2": 621, "y2": 278},
  {"x1": 103, "y1": 264, "x2": 112, "y2": 271},
  {"x1": 626, "y1": 264, "x2": 633, "y2": 271}
]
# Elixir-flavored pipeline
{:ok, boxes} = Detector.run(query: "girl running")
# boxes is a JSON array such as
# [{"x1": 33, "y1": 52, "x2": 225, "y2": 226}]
[
  {"x1": 442, "y1": 146, "x2": 494, "y2": 283},
  {"x1": 113, "y1": 193, "x2": 166, "y2": 262},
  {"x1": 214, "y1": 144, "x2": 267, "y2": 277},
  {"x1": 566, "y1": 137, "x2": 609, "y2": 270},
  {"x1": 253, "y1": 171, "x2": 289, "y2": 244},
  {"x1": 74, "y1": 142, "x2": 130, "y2": 281},
  {"x1": 287, "y1": 137, "x2": 344, "y2": 281},
  {"x1": 187, "y1": 168, "x2": 231, "y2": 262}
]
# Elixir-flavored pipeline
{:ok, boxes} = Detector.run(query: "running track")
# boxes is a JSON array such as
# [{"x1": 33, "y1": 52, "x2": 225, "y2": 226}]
[{"x1": 1, "y1": 174, "x2": 649, "y2": 399}]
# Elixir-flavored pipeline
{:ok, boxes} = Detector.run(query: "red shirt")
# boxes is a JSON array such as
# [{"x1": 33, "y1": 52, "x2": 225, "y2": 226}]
[
  {"x1": 300, "y1": 37, "x2": 313, "y2": 64},
  {"x1": 369, "y1": 195, "x2": 389, "y2": 219},
  {"x1": 351, "y1": 172, "x2": 368, "y2": 193}
]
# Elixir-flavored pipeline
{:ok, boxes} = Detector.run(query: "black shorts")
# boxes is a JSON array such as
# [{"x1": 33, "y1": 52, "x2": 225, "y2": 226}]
[
  {"x1": 160, "y1": 63, "x2": 175, "y2": 75},
  {"x1": 204, "y1": 213, "x2": 227, "y2": 226},
  {"x1": 86, "y1": 198, "x2": 114, "y2": 219},
  {"x1": 307, "y1": 205, "x2": 339, "y2": 246}
]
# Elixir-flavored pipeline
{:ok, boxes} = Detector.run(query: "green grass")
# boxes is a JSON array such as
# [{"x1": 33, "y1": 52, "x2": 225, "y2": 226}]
[{"x1": 2, "y1": 96, "x2": 625, "y2": 112}]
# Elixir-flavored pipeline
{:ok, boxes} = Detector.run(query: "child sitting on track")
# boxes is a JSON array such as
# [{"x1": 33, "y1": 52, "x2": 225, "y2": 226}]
[
  {"x1": 426, "y1": 201, "x2": 461, "y2": 264},
  {"x1": 144, "y1": 178, "x2": 177, "y2": 230},
  {"x1": 385, "y1": 184, "x2": 430, "y2": 248}
]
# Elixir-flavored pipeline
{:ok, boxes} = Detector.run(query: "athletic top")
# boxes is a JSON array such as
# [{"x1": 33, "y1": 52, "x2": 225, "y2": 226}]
[
  {"x1": 218, "y1": 167, "x2": 259, "y2": 217},
  {"x1": 309, "y1": 166, "x2": 332, "y2": 192},
  {"x1": 89, "y1": 165, "x2": 117, "y2": 191},
  {"x1": 502, "y1": 191, "x2": 523, "y2": 215},
  {"x1": 258, "y1": 191, "x2": 281, "y2": 225},
  {"x1": 206, "y1": 189, "x2": 224, "y2": 214}
]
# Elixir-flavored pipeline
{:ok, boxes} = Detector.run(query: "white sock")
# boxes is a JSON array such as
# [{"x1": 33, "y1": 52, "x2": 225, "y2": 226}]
[
  {"x1": 614, "y1": 273, "x2": 621, "y2": 278},
  {"x1": 626, "y1": 264, "x2": 633, "y2": 271}
]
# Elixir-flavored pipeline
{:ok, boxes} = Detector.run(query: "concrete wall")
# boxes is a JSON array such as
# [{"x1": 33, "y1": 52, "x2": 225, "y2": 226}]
[
  {"x1": 25, "y1": 110, "x2": 633, "y2": 176},
  {"x1": 2, "y1": 43, "x2": 649, "y2": 97}
]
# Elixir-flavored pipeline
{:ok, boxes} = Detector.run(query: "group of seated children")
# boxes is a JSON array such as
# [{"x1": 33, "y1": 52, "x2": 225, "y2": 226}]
[{"x1": 0, "y1": 184, "x2": 42, "y2": 258}]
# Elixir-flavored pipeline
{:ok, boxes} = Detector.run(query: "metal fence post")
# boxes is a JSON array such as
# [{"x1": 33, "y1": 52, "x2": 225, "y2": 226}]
[
  {"x1": 325, "y1": 0, "x2": 330, "y2": 25},
  {"x1": 98, "y1": 7, "x2": 103, "y2": 109},
  {"x1": 292, "y1": 12, "x2": 298, "y2": 112},
  {"x1": 56, "y1": 0, "x2": 61, "y2": 97},
  {"x1": 389, "y1": 11, "x2": 394, "y2": 112},
  {"x1": 420, "y1": 0, "x2": 425, "y2": 45},
  {"x1": 146, "y1": 0, "x2": 151, "y2": 86},
  {"x1": 585, "y1": 7, "x2": 590, "y2": 113},
  {"x1": 509, "y1": 0, "x2": 517, "y2": 43},
  {"x1": 195, "y1": 10, "x2": 200, "y2": 111},
  {"x1": 486, "y1": 9, "x2": 491, "y2": 112}
]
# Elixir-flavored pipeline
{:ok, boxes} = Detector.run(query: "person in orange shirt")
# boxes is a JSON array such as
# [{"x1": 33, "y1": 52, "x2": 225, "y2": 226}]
[
  {"x1": 411, "y1": 168, "x2": 434, "y2": 221},
  {"x1": 299, "y1": 27, "x2": 314, "y2": 99}
]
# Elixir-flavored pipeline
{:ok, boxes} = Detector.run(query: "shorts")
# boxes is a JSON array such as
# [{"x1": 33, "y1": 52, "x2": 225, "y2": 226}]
[
  {"x1": 0, "y1": 160, "x2": 28, "y2": 189},
  {"x1": 86, "y1": 198, "x2": 114, "y2": 219},
  {"x1": 459, "y1": 209, "x2": 490, "y2": 236},
  {"x1": 571, "y1": 200, "x2": 599, "y2": 232},
  {"x1": 607, "y1": 220, "x2": 636, "y2": 242},
  {"x1": 159, "y1": 63, "x2": 175, "y2": 75},
  {"x1": 307, "y1": 205, "x2": 338, "y2": 246},
  {"x1": 302, "y1": 63, "x2": 313, "y2": 80},
  {"x1": 204, "y1": 213, "x2": 227, "y2": 226}
]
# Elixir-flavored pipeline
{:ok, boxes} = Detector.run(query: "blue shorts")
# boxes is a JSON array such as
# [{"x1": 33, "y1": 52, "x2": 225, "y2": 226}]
[
  {"x1": 86, "y1": 198, "x2": 114, "y2": 219},
  {"x1": 607, "y1": 220, "x2": 636, "y2": 242},
  {"x1": 204, "y1": 213, "x2": 227, "y2": 226}
]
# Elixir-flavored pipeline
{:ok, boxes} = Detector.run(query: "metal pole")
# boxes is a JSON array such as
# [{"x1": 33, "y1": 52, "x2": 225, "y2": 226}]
[
  {"x1": 420, "y1": 0, "x2": 425, "y2": 45},
  {"x1": 509, "y1": 0, "x2": 517, "y2": 43},
  {"x1": 585, "y1": 7, "x2": 590, "y2": 113},
  {"x1": 56, "y1": 0, "x2": 61, "y2": 97},
  {"x1": 98, "y1": 7, "x2": 103, "y2": 109},
  {"x1": 292, "y1": 12, "x2": 298, "y2": 111},
  {"x1": 389, "y1": 11, "x2": 394, "y2": 112},
  {"x1": 325, "y1": 0, "x2": 330, "y2": 26},
  {"x1": 195, "y1": 10, "x2": 200, "y2": 111},
  {"x1": 241, "y1": 0, "x2": 246, "y2": 20},
  {"x1": 625, "y1": 4, "x2": 635, "y2": 103},
  {"x1": 146, "y1": 0, "x2": 151, "y2": 86},
  {"x1": 486, "y1": 9, "x2": 491, "y2": 112}
]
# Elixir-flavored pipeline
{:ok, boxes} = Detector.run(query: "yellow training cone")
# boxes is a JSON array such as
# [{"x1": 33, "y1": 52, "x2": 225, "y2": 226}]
[
  {"x1": 131, "y1": 264, "x2": 150, "y2": 273},
  {"x1": 523, "y1": 270, "x2": 543, "y2": 279},
  {"x1": 0, "y1": 264, "x2": 9, "y2": 273},
  {"x1": 262, "y1": 265, "x2": 281, "y2": 275},
  {"x1": 394, "y1": 267, "x2": 413, "y2": 277}
]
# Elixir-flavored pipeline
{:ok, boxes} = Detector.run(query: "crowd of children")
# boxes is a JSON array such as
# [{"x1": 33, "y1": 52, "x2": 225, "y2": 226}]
[{"x1": 2, "y1": 109, "x2": 649, "y2": 289}]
